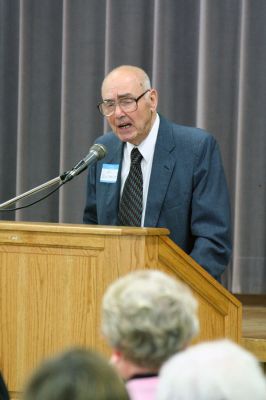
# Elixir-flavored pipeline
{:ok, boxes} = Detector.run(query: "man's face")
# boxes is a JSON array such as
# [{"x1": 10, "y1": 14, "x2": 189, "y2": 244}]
[{"x1": 101, "y1": 70, "x2": 158, "y2": 145}]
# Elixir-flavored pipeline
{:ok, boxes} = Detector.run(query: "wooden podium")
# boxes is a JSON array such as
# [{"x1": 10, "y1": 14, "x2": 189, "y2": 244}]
[{"x1": 0, "y1": 221, "x2": 242, "y2": 399}]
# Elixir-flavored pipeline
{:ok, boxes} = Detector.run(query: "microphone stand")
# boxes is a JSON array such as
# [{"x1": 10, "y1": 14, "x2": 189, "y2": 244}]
[
  {"x1": 0, "y1": 144, "x2": 107, "y2": 210},
  {"x1": 0, "y1": 171, "x2": 69, "y2": 210}
]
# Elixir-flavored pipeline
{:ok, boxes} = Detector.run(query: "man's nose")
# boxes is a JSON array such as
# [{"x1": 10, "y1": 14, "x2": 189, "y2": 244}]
[{"x1": 114, "y1": 103, "x2": 125, "y2": 117}]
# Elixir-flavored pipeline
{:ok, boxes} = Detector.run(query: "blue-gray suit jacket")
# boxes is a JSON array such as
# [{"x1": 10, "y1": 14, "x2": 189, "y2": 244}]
[{"x1": 83, "y1": 115, "x2": 231, "y2": 279}]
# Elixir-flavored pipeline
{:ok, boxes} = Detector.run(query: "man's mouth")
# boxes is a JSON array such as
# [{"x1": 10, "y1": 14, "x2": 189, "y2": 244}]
[{"x1": 118, "y1": 122, "x2": 132, "y2": 129}]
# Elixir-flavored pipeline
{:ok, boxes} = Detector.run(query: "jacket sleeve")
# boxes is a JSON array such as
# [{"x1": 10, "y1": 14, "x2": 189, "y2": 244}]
[{"x1": 190, "y1": 135, "x2": 232, "y2": 279}]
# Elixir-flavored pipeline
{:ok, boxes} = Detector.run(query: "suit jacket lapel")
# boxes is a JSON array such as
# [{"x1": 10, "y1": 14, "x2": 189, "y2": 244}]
[{"x1": 144, "y1": 117, "x2": 176, "y2": 226}]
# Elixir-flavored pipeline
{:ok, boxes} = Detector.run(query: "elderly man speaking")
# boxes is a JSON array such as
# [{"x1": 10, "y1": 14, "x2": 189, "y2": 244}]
[{"x1": 83, "y1": 65, "x2": 231, "y2": 280}]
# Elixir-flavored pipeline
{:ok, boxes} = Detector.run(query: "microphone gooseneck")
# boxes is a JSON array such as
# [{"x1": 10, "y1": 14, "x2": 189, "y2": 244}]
[{"x1": 0, "y1": 143, "x2": 107, "y2": 210}]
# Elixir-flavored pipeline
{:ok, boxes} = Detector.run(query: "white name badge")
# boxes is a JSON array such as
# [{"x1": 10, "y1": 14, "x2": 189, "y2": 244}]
[{"x1": 100, "y1": 164, "x2": 119, "y2": 183}]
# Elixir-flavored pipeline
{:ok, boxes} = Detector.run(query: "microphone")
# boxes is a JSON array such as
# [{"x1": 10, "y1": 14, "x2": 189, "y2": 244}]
[{"x1": 63, "y1": 143, "x2": 107, "y2": 182}]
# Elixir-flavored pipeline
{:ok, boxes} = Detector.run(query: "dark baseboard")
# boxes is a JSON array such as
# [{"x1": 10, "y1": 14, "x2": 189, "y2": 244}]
[{"x1": 234, "y1": 294, "x2": 266, "y2": 306}]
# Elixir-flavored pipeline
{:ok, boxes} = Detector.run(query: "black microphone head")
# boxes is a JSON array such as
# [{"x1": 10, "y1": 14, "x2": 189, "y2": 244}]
[{"x1": 91, "y1": 143, "x2": 107, "y2": 160}]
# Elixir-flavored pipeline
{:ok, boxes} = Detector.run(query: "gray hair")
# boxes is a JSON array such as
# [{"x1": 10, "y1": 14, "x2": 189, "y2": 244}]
[
  {"x1": 157, "y1": 339, "x2": 266, "y2": 400},
  {"x1": 102, "y1": 270, "x2": 199, "y2": 369}
]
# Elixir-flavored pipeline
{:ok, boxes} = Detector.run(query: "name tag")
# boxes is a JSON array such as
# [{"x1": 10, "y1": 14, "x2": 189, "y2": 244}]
[{"x1": 100, "y1": 164, "x2": 119, "y2": 183}]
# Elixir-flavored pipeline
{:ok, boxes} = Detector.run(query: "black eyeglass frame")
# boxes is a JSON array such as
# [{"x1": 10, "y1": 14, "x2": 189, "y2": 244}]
[{"x1": 97, "y1": 89, "x2": 151, "y2": 116}]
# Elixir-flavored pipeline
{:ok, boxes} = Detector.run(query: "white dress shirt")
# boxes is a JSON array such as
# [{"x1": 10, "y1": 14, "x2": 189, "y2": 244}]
[{"x1": 120, "y1": 113, "x2": 160, "y2": 226}]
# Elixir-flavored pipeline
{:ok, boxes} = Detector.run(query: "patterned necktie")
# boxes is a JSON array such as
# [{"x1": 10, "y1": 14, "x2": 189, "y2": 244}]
[{"x1": 118, "y1": 147, "x2": 143, "y2": 226}]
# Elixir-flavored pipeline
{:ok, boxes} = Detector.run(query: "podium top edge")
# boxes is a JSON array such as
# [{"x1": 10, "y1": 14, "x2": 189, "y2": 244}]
[{"x1": 0, "y1": 220, "x2": 170, "y2": 237}]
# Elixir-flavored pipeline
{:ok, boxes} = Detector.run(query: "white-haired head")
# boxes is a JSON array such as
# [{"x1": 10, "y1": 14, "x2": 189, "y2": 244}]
[{"x1": 157, "y1": 339, "x2": 266, "y2": 400}]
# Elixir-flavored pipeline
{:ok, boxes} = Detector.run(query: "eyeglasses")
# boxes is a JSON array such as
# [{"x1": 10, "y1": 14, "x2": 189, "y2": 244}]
[{"x1": 97, "y1": 89, "x2": 151, "y2": 117}]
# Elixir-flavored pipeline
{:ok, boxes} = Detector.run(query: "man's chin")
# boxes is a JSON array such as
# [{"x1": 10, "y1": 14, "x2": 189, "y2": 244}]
[{"x1": 117, "y1": 131, "x2": 138, "y2": 144}]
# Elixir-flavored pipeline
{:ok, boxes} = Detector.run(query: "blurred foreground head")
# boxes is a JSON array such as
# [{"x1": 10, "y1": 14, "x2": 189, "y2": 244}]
[
  {"x1": 23, "y1": 347, "x2": 129, "y2": 400},
  {"x1": 102, "y1": 269, "x2": 199, "y2": 371},
  {"x1": 157, "y1": 339, "x2": 266, "y2": 400}
]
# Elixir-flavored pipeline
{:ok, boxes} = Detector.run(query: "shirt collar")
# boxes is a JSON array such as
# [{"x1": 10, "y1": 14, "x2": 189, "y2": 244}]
[{"x1": 125, "y1": 113, "x2": 160, "y2": 161}]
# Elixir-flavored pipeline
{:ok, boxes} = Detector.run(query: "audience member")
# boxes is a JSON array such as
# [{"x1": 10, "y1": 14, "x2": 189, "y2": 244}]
[
  {"x1": 157, "y1": 339, "x2": 266, "y2": 400},
  {"x1": 0, "y1": 372, "x2": 9, "y2": 400},
  {"x1": 23, "y1": 347, "x2": 129, "y2": 400},
  {"x1": 101, "y1": 269, "x2": 199, "y2": 400}
]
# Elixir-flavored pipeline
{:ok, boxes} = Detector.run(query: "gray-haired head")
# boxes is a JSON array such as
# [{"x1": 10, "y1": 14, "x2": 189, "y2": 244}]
[
  {"x1": 102, "y1": 269, "x2": 199, "y2": 369},
  {"x1": 23, "y1": 347, "x2": 129, "y2": 400}
]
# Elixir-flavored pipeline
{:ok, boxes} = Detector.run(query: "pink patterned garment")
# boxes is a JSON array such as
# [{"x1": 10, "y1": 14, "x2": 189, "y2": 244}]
[{"x1": 126, "y1": 376, "x2": 159, "y2": 400}]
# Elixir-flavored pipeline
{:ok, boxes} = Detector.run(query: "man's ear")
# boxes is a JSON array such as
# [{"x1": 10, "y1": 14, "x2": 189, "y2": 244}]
[{"x1": 149, "y1": 88, "x2": 158, "y2": 112}]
